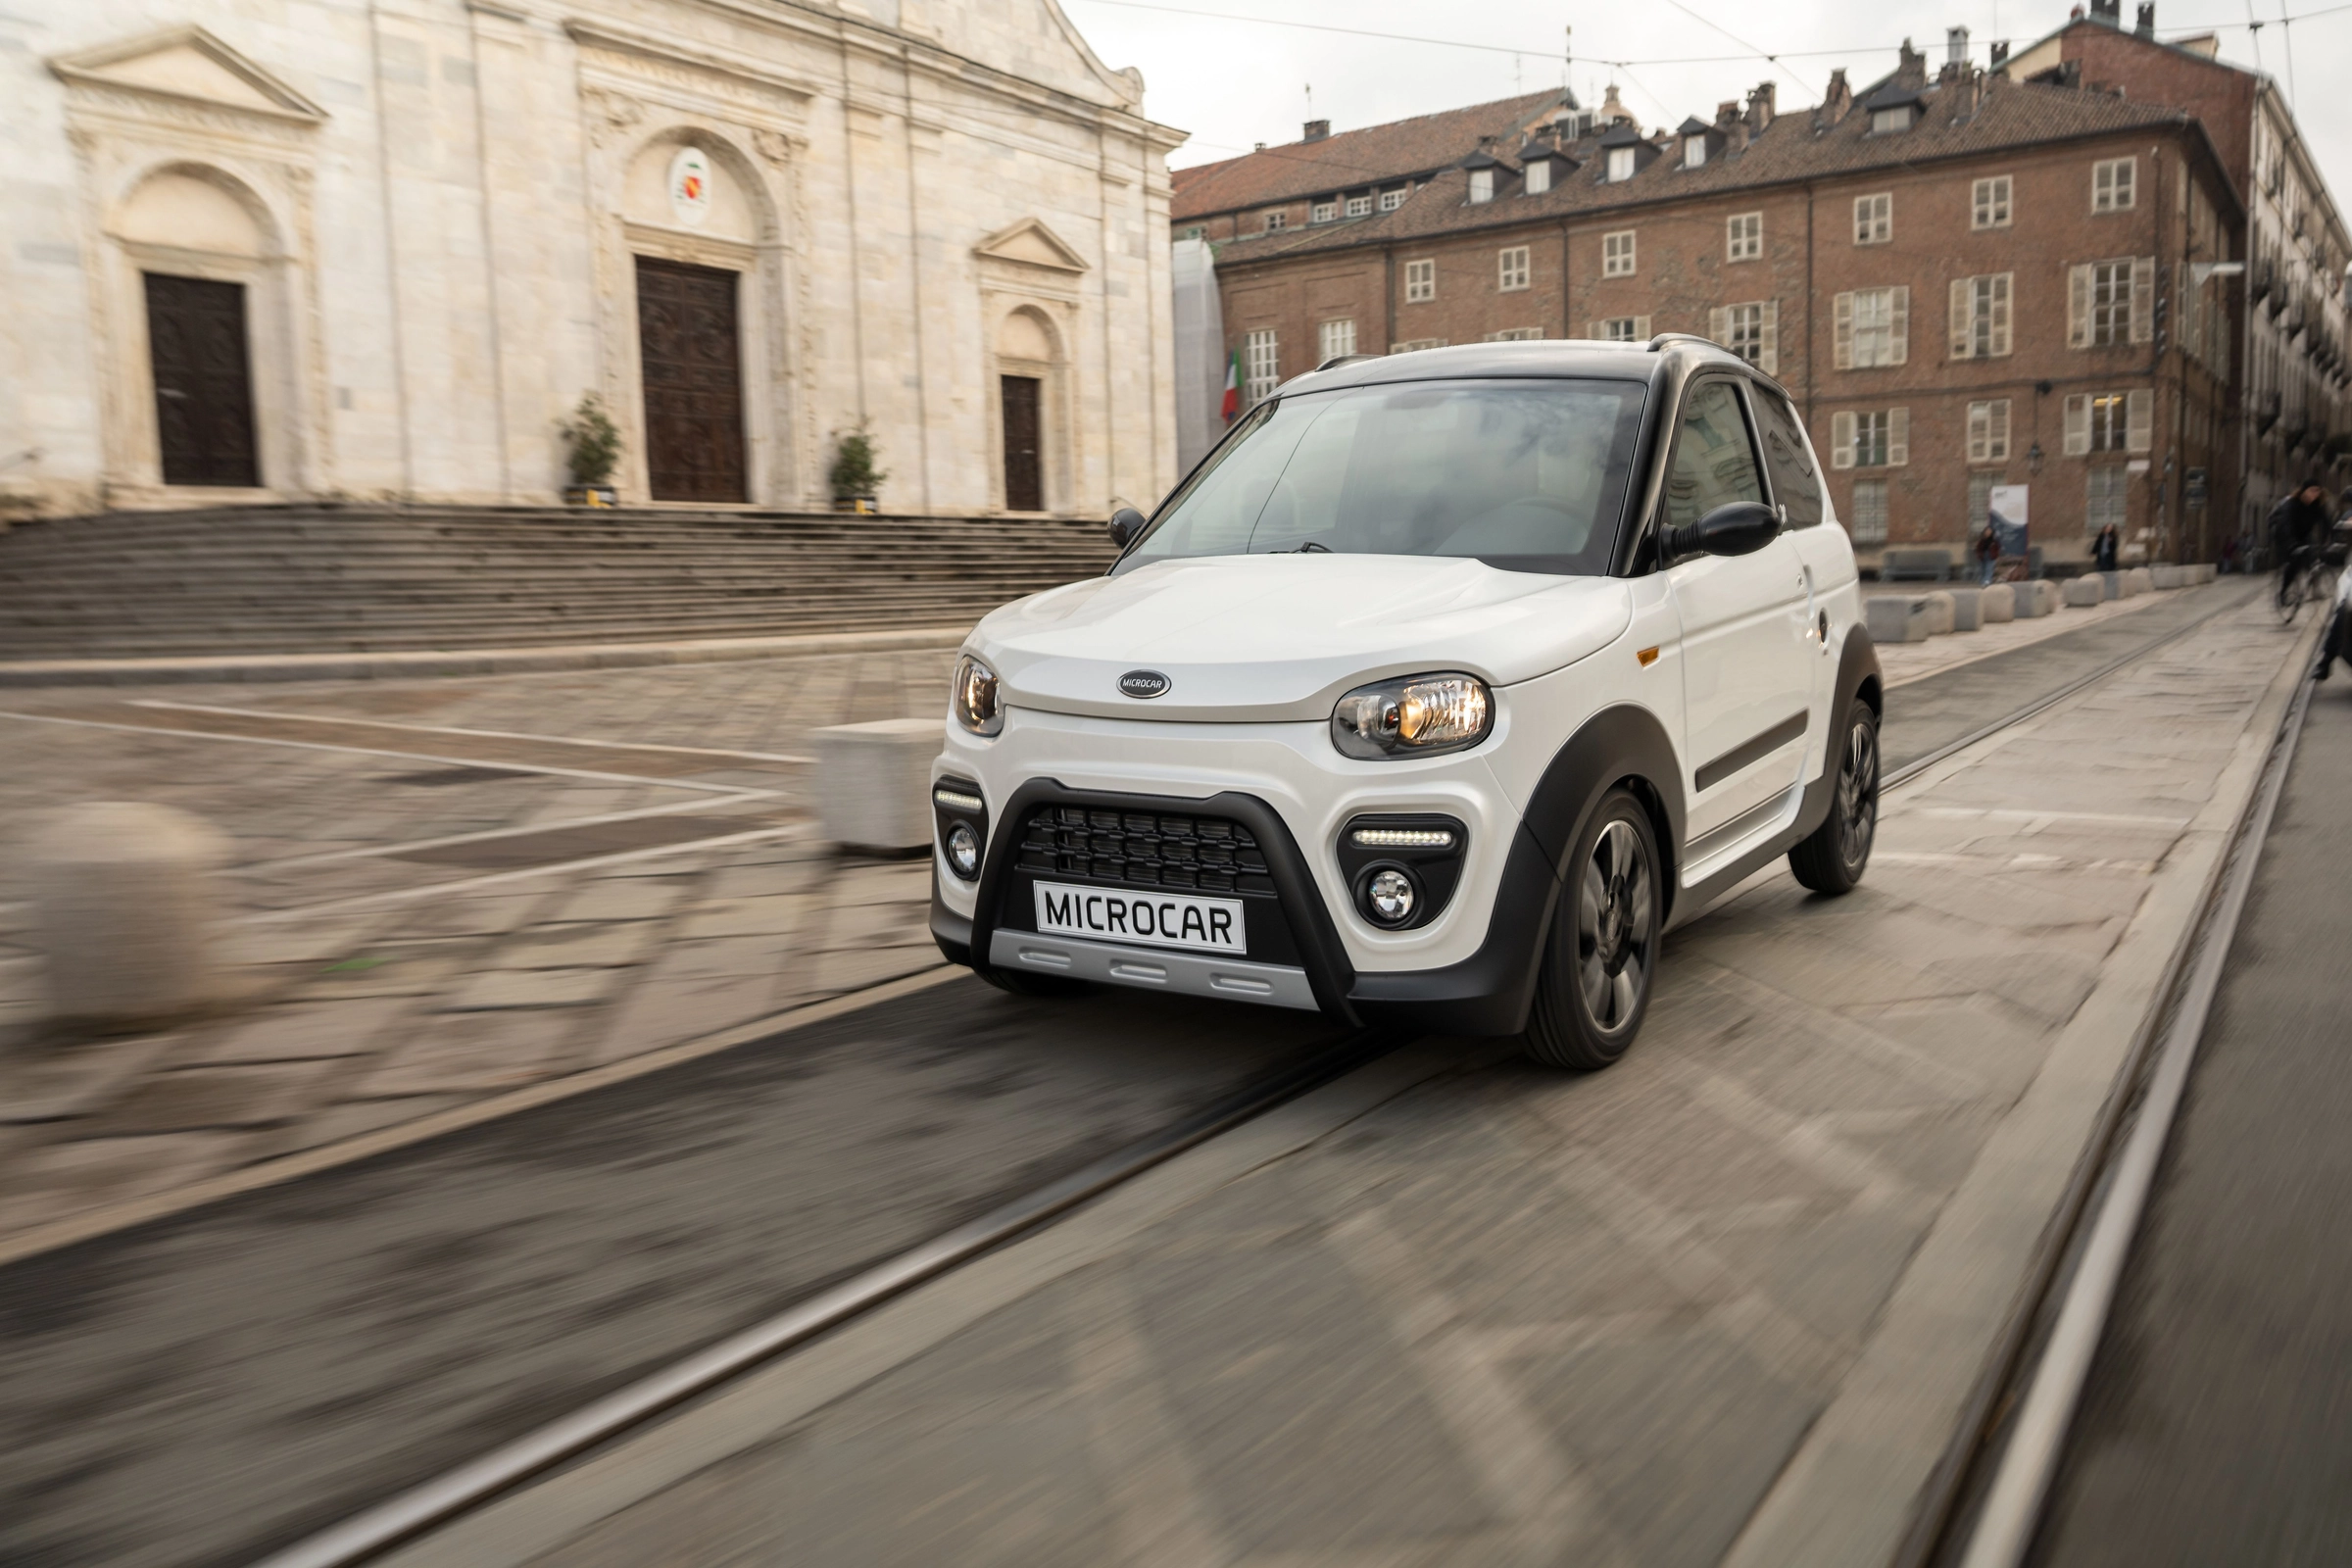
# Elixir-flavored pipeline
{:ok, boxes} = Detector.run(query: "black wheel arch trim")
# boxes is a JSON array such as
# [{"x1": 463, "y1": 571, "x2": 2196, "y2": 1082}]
[{"x1": 1348, "y1": 702, "x2": 1686, "y2": 1038}]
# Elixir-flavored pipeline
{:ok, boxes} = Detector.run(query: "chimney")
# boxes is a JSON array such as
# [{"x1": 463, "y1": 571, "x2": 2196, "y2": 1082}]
[
  {"x1": 1820, "y1": 69, "x2": 1851, "y2": 125},
  {"x1": 2135, "y1": 1, "x2": 2156, "y2": 34},
  {"x1": 1946, "y1": 25, "x2": 1971, "y2": 66},
  {"x1": 1746, "y1": 80, "x2": 1777, "y2": 131},
  {"x1": 2089, "y1": 0, "x2": 2122, "y2": 23},
  {"x1": 1717, "y1": 99, "x2": 1741, "y2": 125},
  {"x1": 1990, "y1": 39, "x2": 2011, "y2": 68},
  {"x1": 1895, "y1": 38, "x2": 1928, "y2": 88},
  {"x1": 1600, "y1": 82, "x2": 1630, "y2": 124},
  {"x1": 1302, "y1": 119, "x2": 1330, "y2": 142}
]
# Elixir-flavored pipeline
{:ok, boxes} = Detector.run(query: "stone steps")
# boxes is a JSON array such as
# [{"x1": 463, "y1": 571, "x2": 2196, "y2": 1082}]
[{"x1": 0, "y1": 505, "x2": 1116, "y2": 659}]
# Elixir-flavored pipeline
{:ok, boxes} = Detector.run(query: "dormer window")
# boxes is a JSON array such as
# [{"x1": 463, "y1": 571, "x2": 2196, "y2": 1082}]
[
  {"x1": 1345, "y1": 192, "x2": 1372, "y2": 218},
  {"x1": 1684, "y1": 136, "x2": 1706, "y2": 170},
  {"x1": 1871, "y1": 105, "x2": 1913, "y2": 134},
  {"x1": 1524, "y1": 160, "x2": 1551, "y2": 194},
  {"x1": 1468, "y1": 168, "x2": 1494, "y2": 203},
  {"x1": 1607, "y1": 146, "x2": 1635, "y2": 182},
  {"x1": 1311, "y1": 199, "x2": 1337, "y2": 223}
]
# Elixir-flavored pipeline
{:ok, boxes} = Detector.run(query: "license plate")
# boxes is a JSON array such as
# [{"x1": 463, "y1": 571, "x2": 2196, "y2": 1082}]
[{"x1": 1031, "y1": 880, "x2": 1247, "y2": 955}]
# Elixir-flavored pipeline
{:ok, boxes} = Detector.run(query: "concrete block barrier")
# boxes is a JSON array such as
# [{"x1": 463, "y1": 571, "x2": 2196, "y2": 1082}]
[
  {"x1": 2064, "y1": 576, "x2": 2107, "y2": 608},
  {"x1": 2125, "y1": 566, "x2": 2156, "y2": 595},
  {"x1": 1979, "y1": 583, "x2": 2016, "y2": 622},
  {"x1": 2022, "y1": 579, "x2": 2064, "y2": 616},
  {"x1": 1865, "y1": 595, "x2": 1934, "y2": 644},
  {"x1": 2099, "y1": 571, "x2": 2130, "y2": 600},
  {"x1": 812, "y1": 717, "x2": 944, "y2": 854},
  {"x1": 1922, "y1": 591, "x2": 1956, "y2": 635},
  {"x1": 1945, "y1": 586, "x2": 1984, "y2": 631},
  {"x1": 2185, "y1": 563, "x2": 2217, "y2": 584},
  {"x1": 1880, "y1": 547, "x2": 1952, "y2": 582},
  {"x1": 27, "y1": 802, "x2": 233, "y2": 1029},
  {"x1": 2150, "y1": 564, "x2": 2185, "y2": 589}
]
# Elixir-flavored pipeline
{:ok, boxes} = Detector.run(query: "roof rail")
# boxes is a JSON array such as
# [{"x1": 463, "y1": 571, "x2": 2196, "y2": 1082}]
[
  {"x1": 1646, "y1": 332, "x2": 1720, "y2": 353},
  {"x1": 1313, "y1": 353, "x2": 1381, "y2": 371}
]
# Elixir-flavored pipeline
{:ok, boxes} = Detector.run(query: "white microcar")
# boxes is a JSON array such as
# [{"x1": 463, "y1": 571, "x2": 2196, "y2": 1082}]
[{"x1": 929, "y1": 337, "x2": 1882, "y2": 1069}]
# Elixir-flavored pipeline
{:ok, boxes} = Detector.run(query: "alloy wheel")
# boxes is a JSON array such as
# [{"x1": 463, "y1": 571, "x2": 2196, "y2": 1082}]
[
  {"x1": 1837, "y1": 716, "x2": 1880, "y2": 875},
  {"x1": 1577, "y1": 817, "x2": 1654, "y2": 1033}
]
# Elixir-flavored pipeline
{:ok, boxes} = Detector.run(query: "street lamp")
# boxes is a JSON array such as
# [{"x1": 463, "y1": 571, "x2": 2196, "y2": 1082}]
[
  {"x1": 2191, "y1": 261, "x2": 2246, "y2": 287},
  {"x1": 2027, "y1": 441, "x2": 2044, "y2": 475}
]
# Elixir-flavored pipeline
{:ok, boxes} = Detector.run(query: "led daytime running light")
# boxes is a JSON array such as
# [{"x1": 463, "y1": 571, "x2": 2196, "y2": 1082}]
[
  {"x1": 933, "y1": 788, "x2": 985, "y2": 812},
  {"x1": 1351, "y1": 827, "x2": 1456, "y2": 849}
]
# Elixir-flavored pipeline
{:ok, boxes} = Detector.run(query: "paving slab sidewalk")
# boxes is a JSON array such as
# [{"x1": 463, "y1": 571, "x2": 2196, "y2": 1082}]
[{"x1": 403, "y1": 594, "x2": 2321, "y2": 1568}]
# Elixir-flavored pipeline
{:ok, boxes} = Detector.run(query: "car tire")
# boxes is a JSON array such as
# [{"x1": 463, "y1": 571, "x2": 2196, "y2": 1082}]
[
  {"x1": 1523, "y1": 787, "x2": 1660, "y2": 1071},
  {"x1": 978, "y1": 963, "x2": 1089, "y2": 999},
  {"x1": 1788, "y1": 698, "x2": 1880, "y2": 896}
]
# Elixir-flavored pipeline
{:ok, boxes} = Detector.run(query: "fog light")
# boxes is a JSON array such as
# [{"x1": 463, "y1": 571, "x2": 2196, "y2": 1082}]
[
  {"x1": 946, "y1": 822, "x2": 981, "y2": 879},
  {"x1": 1365, "y1": 867, "x2": 1417, "y2": 925}
]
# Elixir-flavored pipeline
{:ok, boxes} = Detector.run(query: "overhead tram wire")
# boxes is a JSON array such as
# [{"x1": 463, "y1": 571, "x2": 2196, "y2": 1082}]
[{"x1": 1063, "y1": 0, "x2": 2352, "y2": 74}]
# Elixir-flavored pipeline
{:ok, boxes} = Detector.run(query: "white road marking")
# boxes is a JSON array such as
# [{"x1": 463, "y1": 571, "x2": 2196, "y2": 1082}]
[
  {"x1": 241, "y1": 825, "x2": 808, "y2": 922},
  {"x1": 0, "y1": 709, "x2": 769, "y2": 794},
  {"x1": 130, "y1": 699, "x2": 814, "y2": 765},
  {"x1": 247, "y1": 798, "x2": 788, "y2": 871}
]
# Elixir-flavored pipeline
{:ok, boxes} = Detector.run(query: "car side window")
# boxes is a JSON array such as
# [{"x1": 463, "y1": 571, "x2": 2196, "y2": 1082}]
[
  {"x1": 1661, "y1": 379, "x2": 1765, "y2": 529},
  {"x1": 1751, "y1": 388, "x2": 1825, "y2": 528}
]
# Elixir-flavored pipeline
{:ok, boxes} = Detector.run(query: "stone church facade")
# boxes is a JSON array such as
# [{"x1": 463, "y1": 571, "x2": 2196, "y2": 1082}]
[{"x1": 0, "y1": 1, "x2": 1182, "y2": 520}]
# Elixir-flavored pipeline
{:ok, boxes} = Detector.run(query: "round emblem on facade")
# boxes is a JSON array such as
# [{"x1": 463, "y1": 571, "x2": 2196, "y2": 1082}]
[
  {"x1": 667, "y1": 147, "x2": 712, "y2": 226},
  {"x1": 1117, "y1": 669, "x2": 1171, "y2": 700}
]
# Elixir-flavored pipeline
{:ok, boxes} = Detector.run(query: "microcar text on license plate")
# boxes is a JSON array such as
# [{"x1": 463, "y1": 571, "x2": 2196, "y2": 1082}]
[{"x1": 1031, "y1": 881, "x2": 1246, "y2": 954}]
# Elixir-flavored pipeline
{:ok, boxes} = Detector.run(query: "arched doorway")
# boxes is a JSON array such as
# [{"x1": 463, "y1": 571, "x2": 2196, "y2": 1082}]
[
  {"x1": 996, "y1": 308, "x2": 1059, "y2": 513},
  {"x1": 116, "y1": 170, "x2": 273, "y2": 489}
]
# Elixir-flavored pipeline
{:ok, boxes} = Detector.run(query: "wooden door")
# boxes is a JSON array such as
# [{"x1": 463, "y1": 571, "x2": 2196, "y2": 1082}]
[
  {"x1": 1001, "y1": 374, "x2": 1042, "y2": 512},
  {"x1": 144, "y1": 272, "x2": 259, "y2": 488},
  {"x1": 636, "y1": 257, "x2": 747, "y2": 503}
]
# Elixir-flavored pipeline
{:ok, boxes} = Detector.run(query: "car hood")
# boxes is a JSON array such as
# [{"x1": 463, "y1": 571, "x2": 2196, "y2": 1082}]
[{"x1": 966, "y1": 554, "x2": 1633, "y2": 722}]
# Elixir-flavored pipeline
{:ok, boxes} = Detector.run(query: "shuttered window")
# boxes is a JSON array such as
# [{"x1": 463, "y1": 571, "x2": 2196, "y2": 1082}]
[
  {"x1": 1831, "y1": 408, "x2": 1907, "y2": 468},
  {"x1": 1244, "y1": 329, "x2": 1279, "y2": 407},
  {"x1": 1497, "y1": 246, "x2": 1531, "y2": 291},
  {"x1": 1967, "y1": 399, "x2": 2012, "y2": 463},
  {"x1": 1708, "y1": 301, "x2": 1779, "y2": 373},
  {"x1": 2064, "y1": 389, "x2": 2153, "y2": 454},
  {"x1": 1854, "y1": 193, "x2": 1892, "y2": 244},
  {"x1": 1973, "y1": 176, "x2": 2012, "y2": 229},
  {"x1": 2093, "y1": 157, "x2": 2135, "y2": 213},
  {"x1": 1835, "y1": 287, "x2": 1908, "y2": 368},
  {"x1": 1317, "y1": 318, "x2": 1356, "y2": 362},
  {"x1": 1602, "y1": 230, "x2": 1637, "y2": 277},
  {"x1": 1728, "y1": 212, "x2": 1762, "y2": 261},
  {"x1": 2069, "y1": 257, "x2": 2154, "y2": 347},
  {"x1": 1949, "y1": 273, "x2": 2013, "y2": 359},
  {"x1": 1404, "y1": 259, "x2": 1436, "y2": 303},
  {"x1": 1589, "y1": 316, "x2": 1651, "y2": 342},
  {"x1": 2086, "y1": 466, "x2": 2130, "y2": 531}
]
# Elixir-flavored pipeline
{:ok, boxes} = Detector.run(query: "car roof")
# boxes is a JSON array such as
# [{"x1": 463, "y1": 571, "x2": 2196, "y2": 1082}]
[{"x1": 1274, "y1": 336, "x2": 1764, "y2": 399}]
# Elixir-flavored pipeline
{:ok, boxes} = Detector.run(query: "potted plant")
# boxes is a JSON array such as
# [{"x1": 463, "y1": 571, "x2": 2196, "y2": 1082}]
[
  {"x1": 559, "y1": 395, "x2": 621, "y2": 507},
  {"x1": 828, "y1": 429, "x2": 886, "y2": 514}
]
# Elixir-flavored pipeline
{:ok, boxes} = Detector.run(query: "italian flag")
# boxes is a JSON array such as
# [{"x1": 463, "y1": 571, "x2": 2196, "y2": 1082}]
[{"x1": 1220, "y1": 350, "x2": 1240, "y2": 423}]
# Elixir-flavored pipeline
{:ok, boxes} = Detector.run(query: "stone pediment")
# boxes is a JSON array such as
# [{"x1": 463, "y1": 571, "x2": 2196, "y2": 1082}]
[
  {"x1": 50, "y1": 26, "x2": 325, "y2": 123},
  {"x1": 974, "y1": 218, "x2": 1089, "y2": 274}
]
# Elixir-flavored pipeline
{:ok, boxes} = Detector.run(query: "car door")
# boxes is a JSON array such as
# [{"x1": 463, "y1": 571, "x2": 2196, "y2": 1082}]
[
  {"x1": 1750, "y1": 385, "x2": 1849, "y2": 736},
  {"x1": 1661, "y1": 377, "x2": 1815, "y2": 851}
]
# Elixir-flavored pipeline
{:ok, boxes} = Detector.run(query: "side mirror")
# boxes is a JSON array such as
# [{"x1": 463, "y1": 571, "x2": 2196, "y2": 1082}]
[
  {"x1": 1108, "y1": 507, "x2": 1148, "y2": 548},
  {"x1": 1662, "y1": 501, "x2": 1780, "y2": 563}
]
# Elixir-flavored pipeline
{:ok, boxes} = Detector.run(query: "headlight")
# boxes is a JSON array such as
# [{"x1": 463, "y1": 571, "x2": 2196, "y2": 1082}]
[
  {"x1": 1330, "y1": 671, "x2": 1493, "y2": 760},
  {"x1": 951, "y1": 655, "x2": 1003, "y2": 736}
]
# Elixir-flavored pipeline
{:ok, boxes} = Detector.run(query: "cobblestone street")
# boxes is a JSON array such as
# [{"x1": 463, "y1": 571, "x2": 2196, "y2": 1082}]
[{"x1": 0, "y1": 649, "x2": 959, "y2": 1252}]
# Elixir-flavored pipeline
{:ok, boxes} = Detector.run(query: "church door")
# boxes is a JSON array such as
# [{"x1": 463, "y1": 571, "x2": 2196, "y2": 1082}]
[
  {"x1": 144, "y1": 272, "x2": 259, "y2": 488},
  {"x1": 1001, "y1": 375, "x2": 1042, "y2": 512},
  {"x1": 635, "y1": 257, "x2": 747, "y2": 503}
]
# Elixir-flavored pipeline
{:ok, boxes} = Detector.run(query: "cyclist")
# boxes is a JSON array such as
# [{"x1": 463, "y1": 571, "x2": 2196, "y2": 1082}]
[{"x1": 2270, "y1": 482, "x2": 2331, "y2": 608}]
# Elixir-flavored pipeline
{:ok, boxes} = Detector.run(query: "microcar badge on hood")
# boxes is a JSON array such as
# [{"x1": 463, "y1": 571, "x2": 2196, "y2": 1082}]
[{"x1": 1117, "y1": 669, "x2": 1172, "y2": 700}]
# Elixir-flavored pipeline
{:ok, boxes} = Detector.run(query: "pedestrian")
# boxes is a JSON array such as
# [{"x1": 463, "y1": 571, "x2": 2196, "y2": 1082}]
[
  {"x1": 1975, "y1": 523, "x2": 2001, "y2": 586},
  {"x1": 2092, "y1": 522, "x2": 2121, "y2": 573}
]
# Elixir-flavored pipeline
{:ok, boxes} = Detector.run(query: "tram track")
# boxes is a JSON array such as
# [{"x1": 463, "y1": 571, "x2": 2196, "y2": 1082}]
[{"x1": 232, "y1": 585, "x2": 2282, "y2": 1568}]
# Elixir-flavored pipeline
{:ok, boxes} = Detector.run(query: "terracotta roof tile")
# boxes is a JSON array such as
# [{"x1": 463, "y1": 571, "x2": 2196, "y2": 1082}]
[
  {"x1": 1205, "y1": 75, "x2": 2198, "y2": 264},
  {"x1": 1169, "y1": 88, "x2": 1571, "y2": 220}
]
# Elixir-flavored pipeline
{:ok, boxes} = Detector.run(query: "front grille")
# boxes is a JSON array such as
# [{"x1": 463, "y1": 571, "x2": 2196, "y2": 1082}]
[{"x1": 1013, "y1": 806, "x2": 1275, "y2": 895}]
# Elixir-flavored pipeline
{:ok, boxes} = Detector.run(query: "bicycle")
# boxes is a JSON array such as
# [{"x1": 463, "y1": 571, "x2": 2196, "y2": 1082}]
[{"x1": 2278, "y1": 543, "x2": 2319, "y2": 624}]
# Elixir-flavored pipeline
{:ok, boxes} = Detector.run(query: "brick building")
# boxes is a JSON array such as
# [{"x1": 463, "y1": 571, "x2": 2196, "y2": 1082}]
[
  {"x1": 1173, "y1": 37, "x2": 2252, "y2": 571},
  {"x1": 2006, "y1": 2, "x2": 2351, "y2": 557}
]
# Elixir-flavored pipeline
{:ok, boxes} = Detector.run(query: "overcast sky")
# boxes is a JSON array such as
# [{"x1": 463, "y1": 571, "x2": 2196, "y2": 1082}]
[{"x1": 1061, "y1": 0, "x2": 2352, "y2": 215}]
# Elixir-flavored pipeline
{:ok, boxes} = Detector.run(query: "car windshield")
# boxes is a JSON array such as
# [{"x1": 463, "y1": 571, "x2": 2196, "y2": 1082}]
[{"x1": 1119, "y1": 377, "x2": 1647, "y2": 576}]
